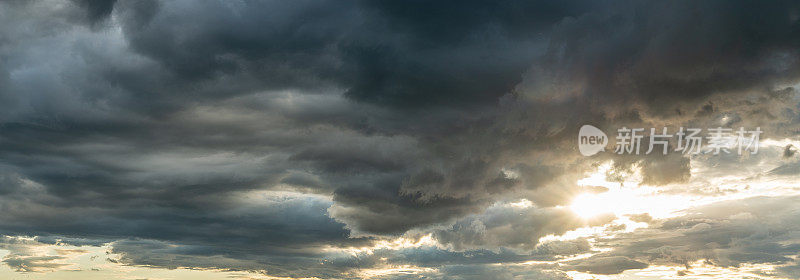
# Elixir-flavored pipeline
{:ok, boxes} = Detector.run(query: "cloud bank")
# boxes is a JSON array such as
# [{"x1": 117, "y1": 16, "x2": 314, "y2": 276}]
[{"x1": 1, "y1": 0, "x2": 800, "y2": 279}]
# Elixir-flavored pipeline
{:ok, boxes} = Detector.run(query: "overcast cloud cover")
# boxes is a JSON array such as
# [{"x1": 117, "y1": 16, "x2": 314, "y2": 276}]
[{"x1": 1, "y1": 0, "x2": 800, "y2": 279}]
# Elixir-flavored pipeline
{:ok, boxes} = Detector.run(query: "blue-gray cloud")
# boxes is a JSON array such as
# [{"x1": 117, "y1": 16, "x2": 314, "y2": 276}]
[{"x1": 1, "y1": 0, "x2": 800, "y2": 278}]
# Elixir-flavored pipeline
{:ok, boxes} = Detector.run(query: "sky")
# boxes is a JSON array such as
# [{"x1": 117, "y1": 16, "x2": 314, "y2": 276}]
[{"x1": 1, "y1": 0, "x2": 800, "y2": 279}]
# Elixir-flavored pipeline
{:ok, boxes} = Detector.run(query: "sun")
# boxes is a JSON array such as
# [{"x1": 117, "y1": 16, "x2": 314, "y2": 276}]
[
  {"x1": 569, "y1": 187, "x2": 692, "y2": 219},
  {"x1": 569, "y1": 192, "x2": 616, "y2": 218}
]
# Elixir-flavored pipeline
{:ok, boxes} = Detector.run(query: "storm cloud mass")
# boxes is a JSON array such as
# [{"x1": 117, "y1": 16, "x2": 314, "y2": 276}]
[{"x1": 1, "y1": 0, "x2": 800, "y2": 279}]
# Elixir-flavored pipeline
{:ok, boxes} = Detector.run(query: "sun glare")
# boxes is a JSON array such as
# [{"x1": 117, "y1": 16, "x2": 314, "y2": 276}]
[
  {"x1": 569, "y1": 192, "x2": 617, "y2": 218},
  {"x1": 569, "y1": 186, "x2": 698, "y2": 219},
  {"x1": 569, "y1": 161, "x2": 698, "y2": 219}
]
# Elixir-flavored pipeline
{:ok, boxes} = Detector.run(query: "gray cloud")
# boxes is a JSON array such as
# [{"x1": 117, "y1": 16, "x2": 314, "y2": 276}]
[
  {"x1": 577, "y1": 196, "x2": 800, "y2": 276},
  {"x1": 433, "y1": 203, "x2": 614, "y2": 251},
  {"x1": 2, "y1": 256, "x2": 67, "y2": 273},
  {"x1": 564, "y1": 256, "x2": 648, "y2": 275},
  {"x1": 0, "y1": 0, "x2": 800, "y2": 278}
]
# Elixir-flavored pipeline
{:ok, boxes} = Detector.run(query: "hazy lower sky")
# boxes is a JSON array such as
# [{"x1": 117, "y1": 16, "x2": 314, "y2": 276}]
[{"x1": 2, "y1": 0, "x2": 800, "y2": 279}]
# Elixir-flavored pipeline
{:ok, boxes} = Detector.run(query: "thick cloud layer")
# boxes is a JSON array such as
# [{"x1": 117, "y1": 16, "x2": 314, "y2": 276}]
[{"x1": 1, "y1": 0, "x2": 800, "y2": 279}]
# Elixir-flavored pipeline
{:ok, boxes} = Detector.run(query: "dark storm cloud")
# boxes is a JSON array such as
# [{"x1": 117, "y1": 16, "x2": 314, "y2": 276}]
[
  {"x1": 110, "y1": 239, "x2": 353, "y2": 278},
  {"x1": 0, "y1": 0, "x2": 592, "y2": 241},
  {"x1": 71, "y1": 0, "x2": 117, "y2": 24},
  {"x1": 1, "y1": 0, "x2": 800, "y2": 278},
  {"x1": 519, "y1": 0, "x2": 800, "y2": 117},
  {"x1": 114, "y1": 0, "x2": 594, "y2": 108}
]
